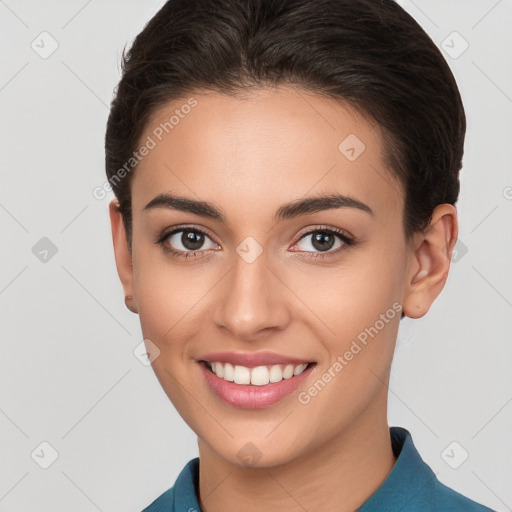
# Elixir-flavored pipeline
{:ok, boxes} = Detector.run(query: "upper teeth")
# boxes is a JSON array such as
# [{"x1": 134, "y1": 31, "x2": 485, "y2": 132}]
[{"x1": 208, "y1": 362, "x2": 309, "y2": 386}]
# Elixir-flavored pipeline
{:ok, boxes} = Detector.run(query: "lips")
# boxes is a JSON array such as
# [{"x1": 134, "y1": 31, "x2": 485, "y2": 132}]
[
  {"x1": 198, "y1": 362, "x2": 315, "y2": 409},
  {"x1": 197, "y1": 351, "x2": 317, "y2": 409}
]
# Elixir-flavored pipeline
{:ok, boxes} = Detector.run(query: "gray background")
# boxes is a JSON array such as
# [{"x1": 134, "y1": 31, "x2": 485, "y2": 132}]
[{"x1": 0, "y1": 0, "x2": 511, "y2": 511}]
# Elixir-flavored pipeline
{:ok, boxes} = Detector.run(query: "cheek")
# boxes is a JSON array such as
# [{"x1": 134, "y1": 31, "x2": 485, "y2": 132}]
[
  {"x1": 293, "y1": 270, "x2": 402, "y2": 441},
  {"x1": 131, "y1": 247, "x2": 220, "y2": 366},
  {"x1": 288, "y1": 245, "x2": 404, "y2": 333},
  {"x1": 131, "y1": 248, "x2": 189, "y2": 350},
  {"x1": 292, "y1": 242, "x2": 404, "y2": 389}
]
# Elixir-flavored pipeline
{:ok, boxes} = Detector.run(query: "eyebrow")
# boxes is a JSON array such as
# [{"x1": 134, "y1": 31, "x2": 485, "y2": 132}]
[{"x1": 144, "y1": 192, "x2": 374, "y2": 222}]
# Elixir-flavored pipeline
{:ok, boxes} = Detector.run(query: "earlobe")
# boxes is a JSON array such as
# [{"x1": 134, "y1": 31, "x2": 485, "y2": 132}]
[
  {"x1": 402, "y1": 204, "x2": 458, "y2": 319},
  {"x1": 108, "y1": 199, "x2": 138, "y2": 314},
  {"x1": 125, "y1": 295, "x2": 139, "y2": 314}
]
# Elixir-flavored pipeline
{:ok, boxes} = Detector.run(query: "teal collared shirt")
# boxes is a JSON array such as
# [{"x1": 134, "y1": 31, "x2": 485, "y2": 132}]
[{"x1": 141, "y1": 426, "x2": 496, "y2": 512}]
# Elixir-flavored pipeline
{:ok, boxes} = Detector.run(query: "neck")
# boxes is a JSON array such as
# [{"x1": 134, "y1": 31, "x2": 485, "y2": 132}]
[{"x1": 197, "y1": 391, "x2": 396, "y2": 512}]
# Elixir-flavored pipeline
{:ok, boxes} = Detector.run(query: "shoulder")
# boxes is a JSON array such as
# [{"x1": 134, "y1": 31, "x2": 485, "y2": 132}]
[
  {"x1": 393, "y1": 426, "x2": 496, "y2": 511},
  {"x1": 426, "y1": 477, "x2": 496, "y2": 512},
  {"x1": 358, "y1": 427, "x2": 497, "y2": 512}
]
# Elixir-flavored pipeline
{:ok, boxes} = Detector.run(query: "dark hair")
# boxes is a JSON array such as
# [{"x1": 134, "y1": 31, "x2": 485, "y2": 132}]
[{"x1": 105, "y1": 0, "x2": 466, "y2": 251}]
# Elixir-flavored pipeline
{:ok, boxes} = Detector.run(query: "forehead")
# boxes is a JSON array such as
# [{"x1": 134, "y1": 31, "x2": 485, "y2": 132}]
[{"x1": 131, "y1": 86, "x2": 404, "y2": 223}]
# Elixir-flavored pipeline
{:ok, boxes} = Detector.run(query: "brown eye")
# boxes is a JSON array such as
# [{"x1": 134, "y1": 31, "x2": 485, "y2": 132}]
[
  {"x1": 159, "y1": 227, "x2": 219, "y2": 256},
  {"x1": 310, "y1": 231, "x2": 336, "y2": 252},
  {"x1": 296, "y1": 230, "x2": 347, "y2": 253},
  {"x1": 179, "y1": 230, "x2": 205, "y2": 250},
  {"x1": 290, "y1": 227, "x2": 356, "y2": 260}
]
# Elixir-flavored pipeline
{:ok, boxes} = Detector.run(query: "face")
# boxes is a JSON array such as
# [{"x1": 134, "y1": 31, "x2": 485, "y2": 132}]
[{"x1": 113, "y1": 86, "x2": 421, "y2": 467}]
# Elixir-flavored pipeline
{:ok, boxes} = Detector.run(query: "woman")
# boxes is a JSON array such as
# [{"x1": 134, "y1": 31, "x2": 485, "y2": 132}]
[{"x1": 105, "y1": 0, "x2": 496, "y2": 510}]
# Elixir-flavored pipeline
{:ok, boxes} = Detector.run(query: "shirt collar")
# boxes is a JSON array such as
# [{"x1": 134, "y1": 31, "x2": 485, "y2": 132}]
[
  {"x1": 357, "y1": 426, "x2": 438, "y2": 511},
  {"x1": 172, "y1": 426, "x2": 434, "y2": 511}
]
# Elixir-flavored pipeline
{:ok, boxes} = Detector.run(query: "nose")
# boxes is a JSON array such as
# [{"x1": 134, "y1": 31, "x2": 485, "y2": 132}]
[{"x1": 212, "y1": 248, "x2": 290, "y2": 342}]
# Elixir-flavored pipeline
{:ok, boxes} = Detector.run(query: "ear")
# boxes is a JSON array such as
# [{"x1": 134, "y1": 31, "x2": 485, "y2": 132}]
[
  {"x1": 109, "y1": 199, "x2": 138, "y2": 314},
  {"x1": 402, "y1": 204, "x2": 458, "y2": 319}
]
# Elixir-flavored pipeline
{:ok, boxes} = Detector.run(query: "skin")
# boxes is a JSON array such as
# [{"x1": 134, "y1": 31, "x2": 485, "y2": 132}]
[{"x1": 109, "y1": 86, "x2": 458, "y2": 512}]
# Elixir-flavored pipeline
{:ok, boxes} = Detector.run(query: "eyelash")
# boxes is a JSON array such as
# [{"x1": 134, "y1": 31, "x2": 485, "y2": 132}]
[{"x1": 155, "y1": 224, "x2": 356, "y2": 261}]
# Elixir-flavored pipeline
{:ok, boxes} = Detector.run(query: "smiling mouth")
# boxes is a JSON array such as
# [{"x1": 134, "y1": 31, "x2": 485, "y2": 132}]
[{"x1": 200, "y1": 360, "x2": 317, "y2": 386}]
